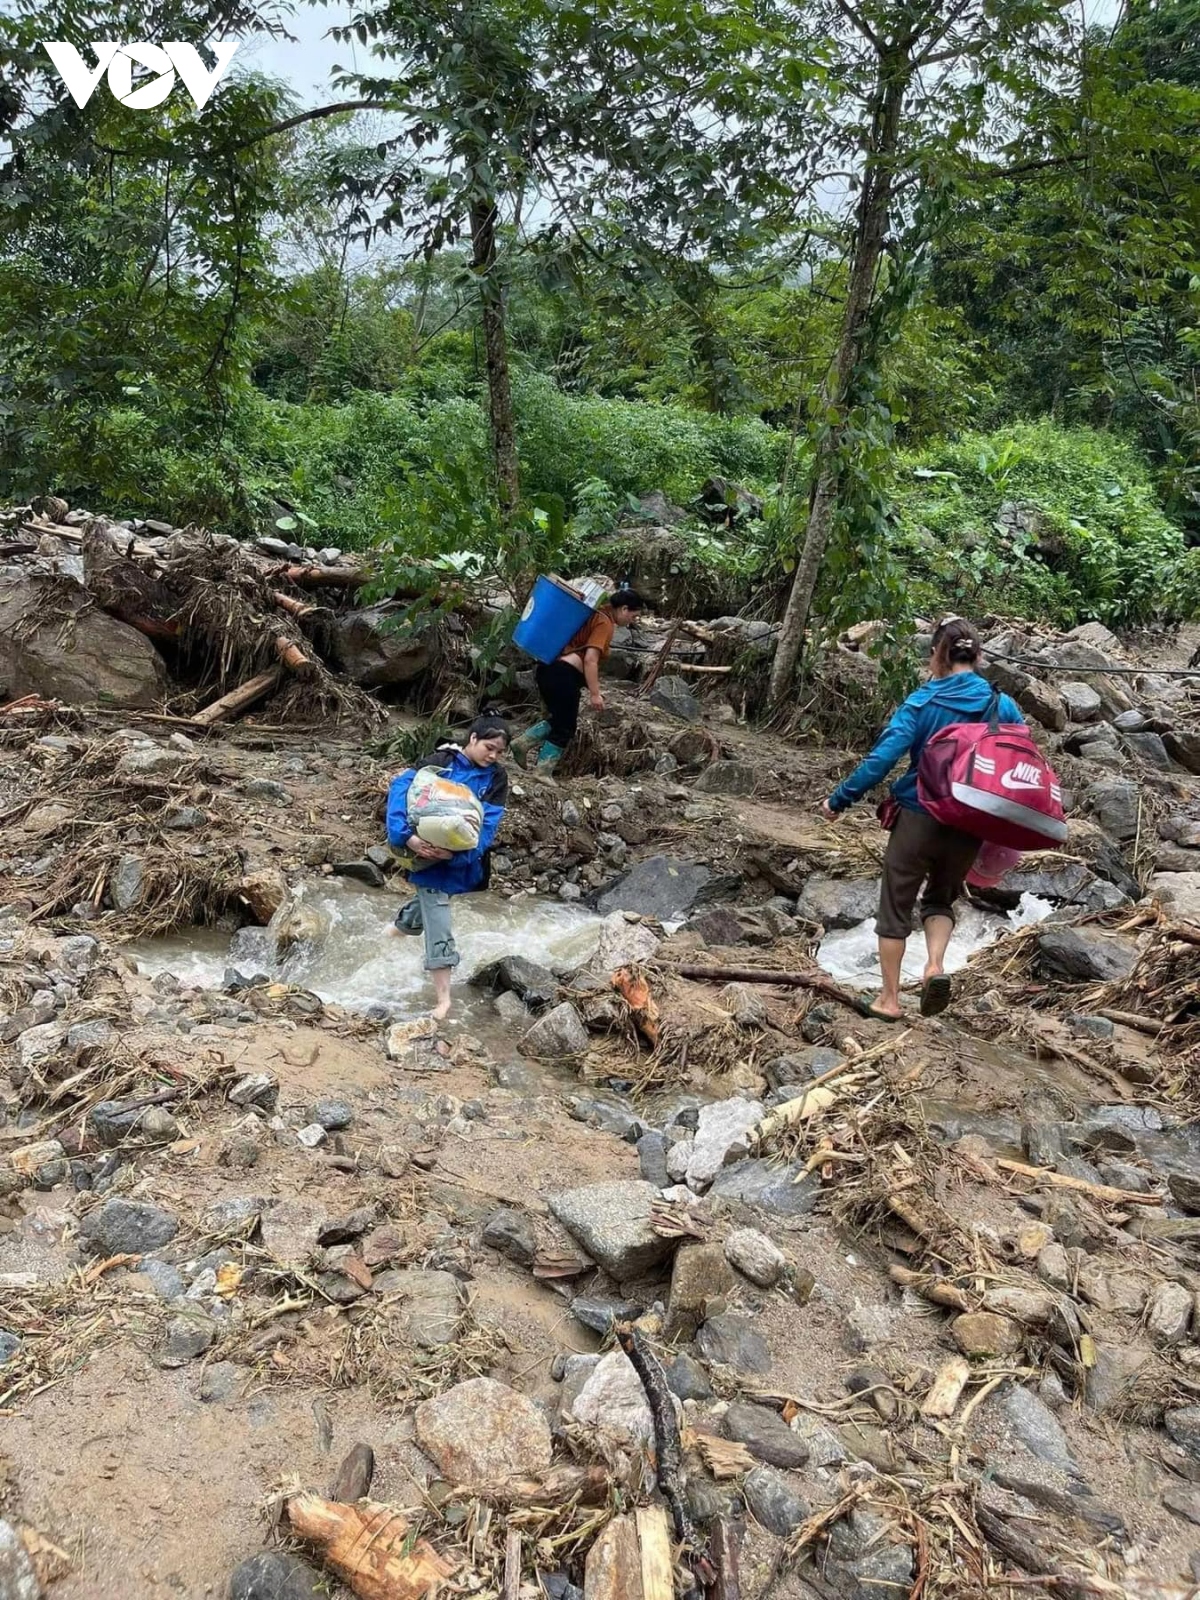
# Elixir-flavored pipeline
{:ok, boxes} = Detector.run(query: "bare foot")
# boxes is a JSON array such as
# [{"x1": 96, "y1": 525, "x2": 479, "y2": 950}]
[
  {"x1": 868, "y1": 994, "x2": 904, "y2": 1019},
  {"x1": 430, "y1": 999, "x2": 452, "y2": 1023}
]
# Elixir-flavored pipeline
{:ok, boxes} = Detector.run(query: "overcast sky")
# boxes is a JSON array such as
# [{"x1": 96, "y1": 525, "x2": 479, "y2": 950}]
[{"x1": 234, "y1": 3, "x2": 364, "y2": 106}]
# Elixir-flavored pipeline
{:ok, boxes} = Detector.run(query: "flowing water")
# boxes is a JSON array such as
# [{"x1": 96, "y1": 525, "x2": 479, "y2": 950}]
[
  {"x1": 817, "y1": 892, "x2": 1054, "y2": 988},
  {"x1": 127, "y1": 879, "x2": 600, "y2": 1017}
]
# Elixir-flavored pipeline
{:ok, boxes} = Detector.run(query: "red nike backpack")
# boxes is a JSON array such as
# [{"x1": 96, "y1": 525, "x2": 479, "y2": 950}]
[{"x1": 917, "y1": 691, "x2": 1068, "y2": 851}]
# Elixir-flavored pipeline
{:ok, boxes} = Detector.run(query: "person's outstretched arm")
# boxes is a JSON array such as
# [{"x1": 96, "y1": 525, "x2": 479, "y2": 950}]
[
  {"x1": 582, "y1": 647, "x2": 604, "y2": 710},
  {"x1": 827, "y1": 699, "x2": 919, "y2": 813}
]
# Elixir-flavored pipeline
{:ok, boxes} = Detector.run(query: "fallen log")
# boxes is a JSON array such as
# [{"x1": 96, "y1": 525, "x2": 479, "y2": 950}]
[
  {"x1": 996, "y1": 1157, "x2": 1162, "y2": 1206},
  {"x1": 192, "y1": 669, "x2": 281, "y2": 726},
  {"x1": 285, "y1": 1492, "x2": 455, "y2": 1599},
  {"x1": 272, "y1": 590, "x2": 318, "y2": 620},
  {"x1": 274, "y1": 635, "x2": 312, "y2": 672},
  {"x1": 616, "y1": 1323, "x2": 714, "y2": 1588},
  {"x1": 661, "y1": 963, "x2": 871, "y2": 1017},
  {"x1": 280, "y1": 563, "x2": 368, "y2": 588}
]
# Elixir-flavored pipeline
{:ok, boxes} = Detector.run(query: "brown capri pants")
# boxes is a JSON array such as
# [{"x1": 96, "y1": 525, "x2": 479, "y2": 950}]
[{"x1": 876, "y1": 806, "x2": 981, "y2": 942}]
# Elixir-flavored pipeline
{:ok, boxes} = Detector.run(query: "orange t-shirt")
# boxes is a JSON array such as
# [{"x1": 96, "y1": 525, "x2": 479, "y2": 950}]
[{"x1": 562, "y1": 607, "x2": 616, "y2": 661}]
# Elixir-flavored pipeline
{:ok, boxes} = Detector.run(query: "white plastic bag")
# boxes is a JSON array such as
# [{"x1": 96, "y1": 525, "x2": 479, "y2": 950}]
[{"x1": 406, "y1": 766, "x2": 483, "y2": 852}]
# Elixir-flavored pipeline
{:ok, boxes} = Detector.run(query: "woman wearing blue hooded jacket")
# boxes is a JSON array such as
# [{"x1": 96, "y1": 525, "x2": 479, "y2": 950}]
[
  {"x1": 821, "y1": 618, "x2": 1024, "y2": 1021},
  {"x1": 386, "y1": 715, "x2": 510, "y2": 1020}
]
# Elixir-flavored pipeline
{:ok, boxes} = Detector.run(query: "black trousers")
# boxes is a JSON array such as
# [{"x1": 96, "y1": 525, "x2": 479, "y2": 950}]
[
  {"x1": 877, "y1": 806, "x2": 981, "y2": 941},
  {"x1": 536, "y1": 659, "x2": 586, "y2": 748}
]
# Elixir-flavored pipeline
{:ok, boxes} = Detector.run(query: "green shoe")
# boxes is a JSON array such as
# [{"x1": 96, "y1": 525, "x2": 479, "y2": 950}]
[
  {"x1": 512, "y1": 720, "x2": 550, "y2": 765},
  {"x1": 537, "y1": 741, "x2": 566, "y2": 768}
]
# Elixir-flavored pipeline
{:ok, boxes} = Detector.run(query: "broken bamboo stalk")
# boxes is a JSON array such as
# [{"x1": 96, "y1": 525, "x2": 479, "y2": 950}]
[
  {"x1": 280, "y1": 563, "x2": 367, "y2": 588},
  {"x1": 662, "y1": 963, "x2": 871, "y2": 1017},
  {"x1": 672, "y1": 662, "x2": 733, "y2": 675},
  {"x1": 996, "y1": 1158, "x2": 1163, "y2": 1206},
  {"x1": 747, "y1": 1078, "x2": 861, "y2": 1152},
  {"x1": 920, "y1": 1356, "x2": 972, "y2": 1418},
  {"x1": 503, "y1": 1528, "x2": 521, "y2": 1600},
  {"x1": 636, "y1": 1505, "x2": 674, "y2": 1600},
  {"x1": 274, "y1": 634, "x2": 312, "y2": 672},
  {"x1": 889, "y1": 1264, "x2": 975, "y2": 1313},
  {"x1": 192, "y1": 669, "x2": 281, "y2": 726},
  {"x1": 615, "y1": 1324, "x2": 714, "y2": 1587},
  {"x1": 458, "y1": 1464, "x2": 611, "y2": 1506},
  {"x1": 272, "y1": 590, "x2": 317, "y2": 620},
  {"x1": 285, "y1": 1492, "x2": 456, "y2": 1598}
]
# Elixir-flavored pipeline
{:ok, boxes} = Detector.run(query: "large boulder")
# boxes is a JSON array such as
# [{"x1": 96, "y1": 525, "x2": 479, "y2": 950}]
[
  {"x1": 548, "y1": 1180, "x2": 677, "y2": 1276},
  {"x1": 796, "y1": 875, "x2": 879, "y2": 929},
  {"x1": 1149, "y1": 872, "x2": 1200, "y2": 924},
  {"x1": 597, "y1": 855, "x2": 713, "y2": 920},
  {"x1": 0, "y1": 575, "x2": 166, "y2": 708},
  {"x1": 329, "y1": 604, "x2": 435, "y2": 688}
]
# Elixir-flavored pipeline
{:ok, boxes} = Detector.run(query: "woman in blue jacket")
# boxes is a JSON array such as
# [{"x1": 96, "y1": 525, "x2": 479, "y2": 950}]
[
  {"x1": 386, "y1": 715, "x2": 510, "y2": 1020},
  {"x1": 821, "y1": 618, "x2": 1024, "y2": 1021}
]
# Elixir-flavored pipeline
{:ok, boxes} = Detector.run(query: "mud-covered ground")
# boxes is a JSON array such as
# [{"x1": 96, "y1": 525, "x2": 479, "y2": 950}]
[{"x1": 2, "y1": 626, "x2": 1200, "y2": 1600}]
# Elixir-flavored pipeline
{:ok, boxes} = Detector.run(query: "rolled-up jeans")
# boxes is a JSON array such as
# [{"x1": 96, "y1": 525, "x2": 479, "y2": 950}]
[{"x1": 412, "y1": 886, "x2": 458, "y2": 971}]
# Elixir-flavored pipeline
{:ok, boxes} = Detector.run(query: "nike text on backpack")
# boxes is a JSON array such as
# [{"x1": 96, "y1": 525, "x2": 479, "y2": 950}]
[{"x1": 916, "y1": 692, "x2": 1067, "y2": 851}]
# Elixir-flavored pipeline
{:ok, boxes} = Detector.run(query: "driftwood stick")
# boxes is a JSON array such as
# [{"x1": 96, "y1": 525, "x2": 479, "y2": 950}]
[
  {"x1": 615, "y1": 1324, "x2": 714, "y2": 1586},
  {"x1": 889, "y1": 1264, "x2": 976, "y2": 1313},
  {"x1": 673, "y1": 662, "x2": 733, "y2": 675},
  {"x1": 662, "y1": 963, "x2": 871, "y2": 1017},
  {"x1": 1095, "y1": 1007, "x2": 1168, "y2": 1036},
  {"x1": 455, "y1": 1465, "x2": 611, "y2": 1506},
  {"x1": 640, "y1": 619, "x2": 681, "y2": 696},
  {"x1": 503, "y1": 1528, "x2": 521, "y2": 1600},
  {"x1": 192, "y1": 669, "x2": 281, "y2": 726},
  {"x1": 709, "y1": 1518, "x2": 741, "y2": 1600},
  {"x1": 996, "y1": 1158, "x2": 1162, "y2": 1207}
]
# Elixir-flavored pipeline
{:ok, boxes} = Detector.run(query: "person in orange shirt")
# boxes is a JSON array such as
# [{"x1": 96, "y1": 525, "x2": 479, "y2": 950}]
[{"x1": 515, "y1": 588, "x2": 645, "y2": 768}]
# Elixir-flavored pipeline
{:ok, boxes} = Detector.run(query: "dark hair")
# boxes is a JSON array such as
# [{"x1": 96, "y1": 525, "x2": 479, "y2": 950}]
[
  {"x1": 931, "y1": 615, "x2": 981, "y2": 665},
  {"x1": 466, "y1": 714, "x2": 511, "y2": 746},
  {"x1": 609, "y1": 588, "x2": 645, "y2": 611}
]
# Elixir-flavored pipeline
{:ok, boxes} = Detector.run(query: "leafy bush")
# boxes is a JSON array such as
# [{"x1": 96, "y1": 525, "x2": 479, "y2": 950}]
[{"x1": 892, "y1": 419, "x2": 1198, "y2": 627}]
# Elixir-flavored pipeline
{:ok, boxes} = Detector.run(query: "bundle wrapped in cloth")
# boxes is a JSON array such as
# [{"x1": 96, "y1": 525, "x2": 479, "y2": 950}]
[{"x1": 406, "y1": 765, "x2": 484, "y2": 851}]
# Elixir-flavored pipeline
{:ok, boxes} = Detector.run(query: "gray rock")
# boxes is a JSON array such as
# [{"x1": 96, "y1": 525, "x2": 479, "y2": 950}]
[
  {"x1": 1150, "y1": 871, "x2": 1200, "y2": 924},
  {"x1": 159, "y1": 1312, "x2": 216, "y2": 1366},
  {"x1": 482, "y1": 1207, "x2": 537, "y2": 1267},
  {"x1": 549, "y1": 1181, "x2": 677, "y2": 1277},
  {"x1": 1123, "y1": 731, "x2": 1174, "y2": 770},
  {"x1": 709, "y1": 1159, "x2": 822, "y2": 1216},
  {"x1": 725, "y1": 1401, "x2": 808, "y2": 1467},
  {"x1": 330, "y1": 604, "x2": 435, "y2": 688},
  {"x1": 1112, "y1": 708, "x2": 1149, "y2": 732},
  {"x1": 571, "y1": 1296, "x2": 644, "y2": 1335},
  {"x1": 136, "y1": 1258, "x2": 186, "y2": 1300},
  {"x1": 1035, "y1": 927, "x2": 1138, "y2": 983},
  {"x1": 471, "y1": 954, "x2": 559, "y2": 1009},
  {"x1": 494, "y1": 990, "x2": 531, "y2": 1025},
  {"x1": 79, "y1": 1198, "x2": 178, "y2": 1256},
  {"x1": 67, "y1": 1019, "x2": 114, "y2": 1054},
  {"x1": 0, "y1": 573, "x2": 166, "y2": 710},
  {"x1": 111, "y1": 854, "x2": 145, "y2": 911},
  {"x1": 0, "y1": 1331, "x2": 21, "y2": 1364},
  {"x1": 1167, "y1": 1408, "x2": 1200, "y2": 1460},
  {"x1": 1164, "y1": 730, "x2": 1200, "y2": 775},
  {"x1": 1147, "y1": 1281, "x2": 1194, "y2": 1344},
  {"x1": 744, "y1": 1466, "x2": 809, "y2": 1537},
  {"x1": 795, "y1": 874, "x2": 879, "y2": 930},
  {"x1": 694, "y1": 761, "x2": 757, "y2": 797},
  {"x1": 203, "y1": 1195, "x2": 268, "y2": 1236},
  {"x1": 596, "y1": 855, "x2": 713, "y2": 920},
  {"x1": 199, "y1": 1360, "x2": 240, "y2": 1402},
  {"x1": 331, "y1": 860, "x2": 386, "y2": 889},
  {"x1": 1163, "y1": 1487, "x2": 1200, "y2": 1527},
  {"x1": 696, "y1": 1312, "x2": 771, "y2": 1373},
  {"x1": 1084, "y1": 778, "x2": 1141, "y2": 841},
  {"x1": 1085, "y1": 1343, "x2": 1154, "y2": 1413},
  {"x1": 228, "y1": 1073, "x2": 279, "y2": 1111},
  {"x1": 56, "y1": 934, "x2": 99, "y2": 975},
  {"x1": 227, "y1": 1551, "x2": 326, "y2": 1600},
  {"x1": 725, "y1": 1227, "x2": 786, "y2": 1288},
  {"x1": 649, "y1": 675, "x2": 701, "y2": 722},
  {"x1": 244, "y1": 778, "x2": 290, "y2": 800},
  {"x1": 687, "y1": 1098, "x2": 764, "y2": 1189},
  {"x1": 310, "y1": 1098, "x2": 353, "y2": 1131},
  {"x1": 992, "y1": 1460, "x2": 1123, "y2": 1534},
  {"x1": 521, "y1": 1002, "x2": 589, "y2": 1060},
  {"x1": 664, "y1": 1352, "x2": 713, "y2": 1401},
  {"x1": 637, "y1": 1131, "x2": 671, "y2": 1189},
  {"x1": 826, "y1": 1509, "x2": 915, "y2": 1600},
  {"x1": 380, "y1": 1268, "x2": 462, "y2": 1349},
  {"x1": 986, "y1": 1383, "x2": 1076, "y2": 1472},
  {"x1": 164, "y1": 805, "x2": 205, "y2": 830},
  {"x1": 0, "y1": 1517, "x2": 40, "y2": 1600},
  {"x1": 685, "y1": 906, "x2": 746, "y2": 946},
  {"x1": 567, "y1": 1094, "x2": 645, "y2": 1142},
  {"x1": 1060, "y1": 682, "x2": 1103, "y2": 722},
  {"x1": 564, "y1": 1348, "x2": 654, "y2": 1448},
  {"x1": 88, "y1": 1098, "x2": 146, "y2": 1146},
  {"x1": 416, "y1": 1377, "x2": 552, "y2": 1483},
  {"x1": 1069, "y1": 1014, "x2": 1115, "y2": 1040},
  {"x1": 845, "y1": 1304, "x2": 903, "y2": 1353}
]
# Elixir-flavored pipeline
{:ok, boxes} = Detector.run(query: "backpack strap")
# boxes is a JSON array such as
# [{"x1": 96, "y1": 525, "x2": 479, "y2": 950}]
[{"x1": 985, "y1": 689, "x2": 1001, "y2": 732}]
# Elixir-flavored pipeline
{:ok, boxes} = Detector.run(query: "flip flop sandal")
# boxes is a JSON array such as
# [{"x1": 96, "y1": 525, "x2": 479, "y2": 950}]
[{"x1": 920, "y1": 975, "x2": 952, "y2": 1017}]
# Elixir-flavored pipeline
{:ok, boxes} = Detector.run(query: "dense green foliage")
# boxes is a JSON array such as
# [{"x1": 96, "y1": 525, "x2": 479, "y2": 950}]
[{"x1": 1, "y1": 0, "x2": 1197, "y2": 641}]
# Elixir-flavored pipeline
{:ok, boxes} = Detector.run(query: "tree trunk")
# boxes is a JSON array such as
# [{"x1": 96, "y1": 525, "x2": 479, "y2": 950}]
[
  {"x1": 767, "y1": 50, "x2": 911, "y2": 706},
  {"x1": 469, "y1": 197, "x2": 520, "y2": 521}
]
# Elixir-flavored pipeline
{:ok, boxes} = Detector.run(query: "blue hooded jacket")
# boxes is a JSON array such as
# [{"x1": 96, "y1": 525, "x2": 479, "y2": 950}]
[
  {"x1": 828, "y1": 671, "x2": 1024, "y2": 815},
  {"x1": 386, "y1": 746, "x2": 509, "y2": 895}
]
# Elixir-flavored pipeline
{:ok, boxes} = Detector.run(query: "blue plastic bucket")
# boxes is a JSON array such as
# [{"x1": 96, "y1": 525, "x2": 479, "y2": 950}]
[{"x1": 512, "y1": 575, "x2": 594, "y2": 664}]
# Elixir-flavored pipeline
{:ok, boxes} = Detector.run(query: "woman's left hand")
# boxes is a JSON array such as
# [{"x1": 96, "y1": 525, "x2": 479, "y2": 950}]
[{"x1": 821, "y1": 799, "x2": 840, "y2": 822}]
